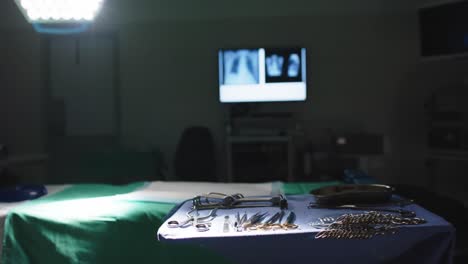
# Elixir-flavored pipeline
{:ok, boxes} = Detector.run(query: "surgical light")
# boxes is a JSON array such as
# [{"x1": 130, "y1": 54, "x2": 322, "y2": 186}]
[{"x1": 14, "y1": 0, "x2": 104, "y2": 23}]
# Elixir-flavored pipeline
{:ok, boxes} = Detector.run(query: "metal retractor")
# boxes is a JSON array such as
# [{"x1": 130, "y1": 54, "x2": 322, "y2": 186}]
[{"x1": 192, "y1": 192, "x2": 288, "y2": 210}]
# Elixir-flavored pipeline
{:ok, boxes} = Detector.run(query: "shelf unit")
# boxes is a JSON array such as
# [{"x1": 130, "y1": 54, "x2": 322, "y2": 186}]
[{"x1": 226, "y1": 135, "x2": 294, "y2": 183}]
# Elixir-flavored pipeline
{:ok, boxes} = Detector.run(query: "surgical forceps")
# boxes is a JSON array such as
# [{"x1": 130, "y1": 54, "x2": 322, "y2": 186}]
[
  {"x1": 234, "y1": 212, "x2": 248, "y2": 232},
  {"x1": 243, "y1": 212, "x2": 269, "y2": 230},
  {"x1": 167, "y1": 208, "x2": 217, "y2": 229},
  {"x1": 258, "y1": 211, "x2": 298, "y2": 230},
  {"x1": 258, "y1": 211, "x2": 285, "y2": 230},
  {"x1": 281, "y1": 211, "x2": 298, "y2": 230}
]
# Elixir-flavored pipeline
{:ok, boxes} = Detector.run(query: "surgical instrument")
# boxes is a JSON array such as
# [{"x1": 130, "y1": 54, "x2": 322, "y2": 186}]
[
  {"x1": 314, "y1": 211, "x2": 426, "y2": 239},
  {"x1": 195, "y1": 223, "x2": 210, "y2": 232},
  {"x1": 192, "y1": 193, "x2": 288, "y2": 210},
  {"x1": 281, "y1": 211, "x2": 298, "y2": 230},
  {"x1": 167, "y1": 208, "x2": 217, "y2": 228},
  {"x1": 258, "y1": 211, "x2": 285, "y2": 230},
  {"x1": 234, "y1": 212, "x2": 248, "y2": 232},
  {"x1": 243, "y1": 212, "x2": 269, "y2": 230},
  {"x1": 309, "y1": 216, "x2": 337, "y2": 229},
  {"x1": 308, "y1": 204, "x2": 416, "y2": 218},
  {"x1": 277, "y1": 210, "x2": 285, "y2": 224},
  {"x1": 240, "y1": 212, "x2": 247, "y2": 224}
]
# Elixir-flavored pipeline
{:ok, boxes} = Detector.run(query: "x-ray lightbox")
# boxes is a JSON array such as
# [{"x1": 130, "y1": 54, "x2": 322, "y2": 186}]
[{"x1": 218, "y1": 47, "x2": 307, "y2": 103}]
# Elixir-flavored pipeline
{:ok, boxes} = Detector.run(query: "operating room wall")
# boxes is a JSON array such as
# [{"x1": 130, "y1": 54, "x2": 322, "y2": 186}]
[
  {"x1": 0, "y1": 29, "x2": 47, "y2": 182},
  {"x1": 0, "y1": 14, "x2": 435, "y2": 189},
  {"x1": 117, "y1": 14, "x2": 424, "y2": 183},
  {"x1": 113, "y1": 0, "x2": 468, "y2": 203},
  {"x1": 0, "y1": 30, "x2": 43, "y2": 154},
  {"x1": 1, "y1": 0, "x2": 457, "y2": 192}
]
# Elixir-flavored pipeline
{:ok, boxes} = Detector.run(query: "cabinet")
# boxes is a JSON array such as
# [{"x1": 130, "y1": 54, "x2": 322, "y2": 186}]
[
  {"x1": 226, "y1": 136, "x2": 294, "y2": 183},
  {"x1": 424, "y1": 89, "x2": 468, "y2": 200},
  {"x1": 425, "y1": 88, "x2": 468, "y2": 151}
]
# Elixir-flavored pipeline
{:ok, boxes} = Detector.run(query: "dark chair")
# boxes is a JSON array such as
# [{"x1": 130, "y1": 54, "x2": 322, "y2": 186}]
[{"x1": 174, "y1": 126, "x2": 216, "y2": 181}]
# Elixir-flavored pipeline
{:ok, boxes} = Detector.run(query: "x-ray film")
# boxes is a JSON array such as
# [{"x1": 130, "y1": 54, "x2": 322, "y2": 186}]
[
  {"x1": 222, "y1": 49, "x2": 259, "y2": 85},
  {"x1": 218, "y1": 47, "x2": 307, "y2": 103},
  {"x1": 265, "y1": 48, "x2": 303, "y2": 83}
]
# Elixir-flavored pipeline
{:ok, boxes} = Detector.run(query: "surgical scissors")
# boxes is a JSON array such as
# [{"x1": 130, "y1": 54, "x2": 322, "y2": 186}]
[{"x1": 167, "y1": 208, "x2": 217, "y2": 229}]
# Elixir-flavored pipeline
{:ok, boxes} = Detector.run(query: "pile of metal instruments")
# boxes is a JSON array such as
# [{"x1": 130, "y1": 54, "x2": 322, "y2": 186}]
[
  {"x1": 310, "y1": 211, "x2": 426, "y2": 239},
  {"x1": 308, "y1": 201, "x2": 416, "y2": 218},
  {"x1": 192, "y1": 193, "x2": 288, "y2": 210},
  {"x1": 167, "y1": 192, "x2": 293, "y2": 233},
  {"x1": 233, "y1": 211, "x2": 298, "y2": 232}
]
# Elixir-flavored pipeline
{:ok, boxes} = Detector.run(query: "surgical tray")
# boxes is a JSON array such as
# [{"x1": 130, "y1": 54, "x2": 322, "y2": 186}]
[{"x1": 310, "y1": 184, "x2": 393, "y2": 205}]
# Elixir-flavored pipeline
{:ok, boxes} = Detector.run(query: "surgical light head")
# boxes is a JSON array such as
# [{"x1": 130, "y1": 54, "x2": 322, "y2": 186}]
[{"x1": 14, "y1": 0, "x2": 105, "y2": 34}]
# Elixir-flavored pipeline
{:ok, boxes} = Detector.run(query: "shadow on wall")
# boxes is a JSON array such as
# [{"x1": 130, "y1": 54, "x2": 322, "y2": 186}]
[{"x1": 49, "y1": 136, "x2": 167, "y2": 184}]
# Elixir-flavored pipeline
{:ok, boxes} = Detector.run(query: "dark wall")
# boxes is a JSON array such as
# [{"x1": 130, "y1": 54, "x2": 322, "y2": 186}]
[
  {"x1": 118, "y1": 14, "x2": 420, "y2": 182},
  {"x1": 0, "y1": 29, "x2": 46, "y2": 183},
  {"x1": 3, "y1": 0, "x2": 467, "y2": 200}
]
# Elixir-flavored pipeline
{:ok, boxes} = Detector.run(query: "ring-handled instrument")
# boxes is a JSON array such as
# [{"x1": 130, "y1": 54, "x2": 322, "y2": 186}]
[
  {"x1": 192, "y1": 193, "x2": 288, "y2": 210},
  {"x1": 308, "y1": 204, "x2": 416, "y2": 218},
  {"x1": 167, "y1": 208, "x2": 217, "y2": 229},
  {"x1": 194, "y1": 223, "x2": 210, "y2": 232}
]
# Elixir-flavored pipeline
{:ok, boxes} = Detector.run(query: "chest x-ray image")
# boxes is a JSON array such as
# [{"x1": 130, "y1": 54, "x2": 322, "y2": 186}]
[
  {"x1": 265, "y1": 48, "x2": 303, "y2": 83},
  {"x1": 222, "y1": 49, "x2": 259, "y2": 85}
]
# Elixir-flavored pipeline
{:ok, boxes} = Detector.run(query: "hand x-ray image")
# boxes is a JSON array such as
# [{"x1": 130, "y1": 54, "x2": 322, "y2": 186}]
[
  {"x1": 287, "y1": 54, "x2": 300, "y2": 77},
  {"x1": 265, "y1": 48, "x2": 302, "y2": 83},
  {"x1": 265, "y1": 55, "x2": 284, "y2": 77},
  {"x1": 222, "y1": 49, "x2": 259, "y2": 85}
]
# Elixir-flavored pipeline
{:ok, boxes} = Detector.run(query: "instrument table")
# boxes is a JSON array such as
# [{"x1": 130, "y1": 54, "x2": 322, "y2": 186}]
[{"x1": 157, "y1": 195, "x2": 455, "y2": 264}]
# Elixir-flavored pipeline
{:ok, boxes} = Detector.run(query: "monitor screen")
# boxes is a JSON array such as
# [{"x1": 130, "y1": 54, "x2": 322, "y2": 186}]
[{"x1": 218, "y1": 47, "x2": 307, "y2": 103}]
